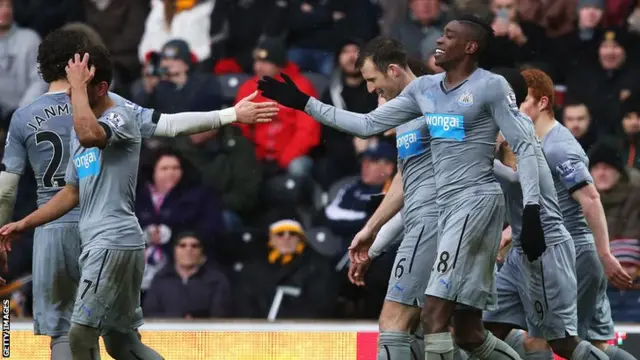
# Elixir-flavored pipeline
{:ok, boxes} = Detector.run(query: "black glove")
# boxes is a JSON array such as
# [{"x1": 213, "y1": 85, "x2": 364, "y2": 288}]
[
  {"x1": 520, "y1": 204, "x2": 546, "y2": 262},
  {"x1": 257, "y1": 73, "x2": 310, "y2": 111}
]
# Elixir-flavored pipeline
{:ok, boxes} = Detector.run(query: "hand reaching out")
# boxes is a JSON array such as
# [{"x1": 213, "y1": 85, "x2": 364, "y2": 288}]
[{"x1": 234, "y1": 91, "x2": 280, "y2": 124}]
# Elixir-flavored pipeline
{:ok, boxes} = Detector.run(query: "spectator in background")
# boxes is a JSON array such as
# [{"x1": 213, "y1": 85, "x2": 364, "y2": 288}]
[
  {"x1": 552, "y1": 0, "x2": 605, "y2": 83},
  {"x1": 236, "y1": 38, "x2": 320, "y2": 178},
  {"x1": 566, "y1": 28, "x2": 640, "y2": 135},
  {"x1": 517, "y1": 0, "x2": 577, "y2": 38},
  {"x1": 141, "y1": 224, "x2": 170, "y2": 294},
  {"x1": 209, "y1": 0, "x2": 288, "y2": 74},
  {"x1": 487, "y1": 0, "x2": 547, "y2": 68},
  {"x1": 172, "y1": 125, "x2": 263, "y2": 228},
  {"x1": 138, "y1": 0, "x2": 214, "y2": 64},
  {"x1": 131, "y1": 39, "x2": 223, "y2": 114},
  {"x1": 0, "y1": 0, "x2": 47, "y2": 126},
  {"x1": 321, "y1": 142, "x2": 396, "y2": 246},
  {"x1": 390, "y1": 0, "x2": 450, "y2": 63},
  {"x1": 234, "y1": 216, "x2": 337, "y2": 318},
  {"x1": 83, "y1": 0, "x2": 149, "y2": 96},
  {"x1": 332, "y1": 0, "x2": 381, "y2": 44},
  {"x1": 608, "y1": 238, "x2": 640, "y2": 321},
  {"x1": 562, "y1": 99, "x2": 598, "y2": 152},
  {"x1": 143, "y1": 232, "x2": 232, "y2": 318},
  {"x1": 11, "y1": 0, "x2": 83, "y2": 39},
  {"x1": 136, "y1": 148, "x2": 226, "y2": 259},
  {"x1": 620, "y1": 93, "x2": 640, "y2": 169},
  {"x1": 285, "y1": 0, "x2": 341, "y2": 76},
  {"x1": 589, "y1": 140, "x2": 640, "y2": 240},
  {"x1": 315, "y1": 39, "x2": 378, "y2": 189}
]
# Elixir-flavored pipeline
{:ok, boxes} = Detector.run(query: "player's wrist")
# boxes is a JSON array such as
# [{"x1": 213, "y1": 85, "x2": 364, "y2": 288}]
[{"x1": 218, "y1": 107, "x2": 237, "y2": 126}]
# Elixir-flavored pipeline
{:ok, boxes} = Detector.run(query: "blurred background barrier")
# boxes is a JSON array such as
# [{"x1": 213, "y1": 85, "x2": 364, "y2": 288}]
[{"x1": 4, "y1": 321, "x2": 636, "y2": 360}]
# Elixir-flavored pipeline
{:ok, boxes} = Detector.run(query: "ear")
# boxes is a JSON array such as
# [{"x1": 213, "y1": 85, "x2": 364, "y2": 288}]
[
  {"x1": 465, "y1": 41, "x2": 479, "y2": 55},
  {"x1": 387, "y1": 64, "x2": 399, "y2": 78},
  {"x1": 539, "y1": 96, "x2": 550, "y2": 112},
  {"x1": 98, "y1": 82, "x2": 110, "y2": 96}
]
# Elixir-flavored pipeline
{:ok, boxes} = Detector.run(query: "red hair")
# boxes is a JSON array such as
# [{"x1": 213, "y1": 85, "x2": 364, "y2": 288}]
[{"x1": 521, "y1": 69, "x2": 555, "y2": 113}]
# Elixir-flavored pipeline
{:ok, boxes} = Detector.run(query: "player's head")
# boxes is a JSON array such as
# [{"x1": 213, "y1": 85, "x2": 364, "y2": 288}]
[
  {"x1": 435, "y1": 15, "x2": 493, "y2": 70},
  {"x1": 520, "y1": 68, "x2": 555, "y2": 121},
  {"x1": 85, "y1": 45, "x2": 114, "y2": 107},
  {"x1": 356, "y1": 37, "x2": 412, "y2": 100},
  {"x1": 38, "y1": 28, "x2": 93, "y2": 83}
]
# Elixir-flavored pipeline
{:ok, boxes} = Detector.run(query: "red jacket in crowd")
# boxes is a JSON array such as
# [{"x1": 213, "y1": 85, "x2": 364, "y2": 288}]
[{"x1": 234, "y1": 62, "x2": 321, "y2": 168}]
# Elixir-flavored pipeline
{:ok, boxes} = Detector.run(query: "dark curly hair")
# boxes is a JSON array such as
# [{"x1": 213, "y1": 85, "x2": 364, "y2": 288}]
[
  {"x1": 38, "y1": 28, "x2": 113, "y2": 86},
  {"x1": 38, "y1": 29, "x2": 92, "y2": 83}
]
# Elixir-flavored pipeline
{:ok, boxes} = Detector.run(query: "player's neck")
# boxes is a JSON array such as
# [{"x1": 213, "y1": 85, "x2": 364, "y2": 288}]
[
  {"x1": 92, "y1": 96, "x2": 115, "y2": 118},
  {"x1": 535, "y1": 112, "x2": 556, "y2": 139},
  {"x1": 402, "y1": 69, "x2": 417, "y2": 88},
  {"x1": 444, "y1": 62, "x2": 477, "y2": 88},
  {"x1": 48, "y1": 80, "x2": 70, "y2": 93}
]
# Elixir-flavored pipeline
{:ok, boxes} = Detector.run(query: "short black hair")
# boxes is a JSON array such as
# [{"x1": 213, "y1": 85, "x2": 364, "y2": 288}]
[
  {"x1": 87, "y1": 45, "x2": 113, "y2": 86},
  {"x1": 38, "y1": 29, "x2": 92, "y2": 83},
  {"x1": 457, "y1": 15, "x2": 494, "y2": 57},
  {"x1": 490, "y1": 67, "x2": 527, "y2": 107},
  {"x1": 355, "y1": 36, "x2": 409, "y2": 73}
]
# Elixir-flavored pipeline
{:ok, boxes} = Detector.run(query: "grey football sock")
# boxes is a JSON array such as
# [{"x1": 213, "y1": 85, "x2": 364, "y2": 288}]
[
  {"x1": 378, "y1": 331, "x2": 413, "y2": 360},
  {"x1": 425, "y1": 332, "x2": 455, "y2": 360},
  {"x1": 51, "y1": 335, "x2": 81, "y2": 360},
  {"x1": 103, "y1": 330, "x2": 164, "y2": 360},
  {"x1": 605, "y1": 345, "x2": 637, "y2": 360},
  {"x1": 570, "y1": 340, "x2": 608, "y2": 360},
  {"x1": 411, "y1": 333, "x2": 425, "y2": 360},
  {"x1": 470, "y1": 330, "x2": 522, "y2": 360}
]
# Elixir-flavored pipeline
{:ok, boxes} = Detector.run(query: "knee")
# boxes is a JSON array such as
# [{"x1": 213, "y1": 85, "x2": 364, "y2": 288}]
[
  {"x1": 523, "y1": 335, "x2": 550, "y2": 352},
  {"x1": 68, "y1": 323, "x2": 98, "y2": 352},
  {"x1": 379, "y1": 300, "x2": 420, "y2": 332},
  {"x1": 420, "y1": 300, "x2": 451, "y2": 334},
  {"x1": 548, "y1": 337, "x2": 579, "y2": 359}
]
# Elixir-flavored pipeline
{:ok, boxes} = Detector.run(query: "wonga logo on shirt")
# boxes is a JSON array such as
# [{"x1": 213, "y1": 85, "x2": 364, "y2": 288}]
[
  {"x1": 74, "y1": 148, "x2": 101, "y2": 179},
  {"x1": 396, "y1": 130, "x2": 424, "y2": 159},
  {"x1": 424, "y1": 114, "x2": 465, "y2": 141}
]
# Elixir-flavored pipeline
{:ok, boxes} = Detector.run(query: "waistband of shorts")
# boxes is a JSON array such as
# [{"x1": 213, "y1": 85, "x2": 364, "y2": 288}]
[
  {"x1": 436, "y1": 183, "x2": 503, "y2": 207},
  {"x1": 36, "y1": 221, "x2": 79, "y2": 229}
]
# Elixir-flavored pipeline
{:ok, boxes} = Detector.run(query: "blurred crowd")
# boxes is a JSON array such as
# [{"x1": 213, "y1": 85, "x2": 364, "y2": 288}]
[{"x1": 1, "y1": 0, "x2": 640, "y2": 322}]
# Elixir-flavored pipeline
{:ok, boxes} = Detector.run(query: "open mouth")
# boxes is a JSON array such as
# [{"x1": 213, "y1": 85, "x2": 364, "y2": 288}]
[{"x1": 434, "y1": 49, "x2": 445, "y2": 57}]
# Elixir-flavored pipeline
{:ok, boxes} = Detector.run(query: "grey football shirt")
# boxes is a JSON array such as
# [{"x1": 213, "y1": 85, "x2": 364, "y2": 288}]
[
  {"x1": 494, "y1": 121, "x2": 570, "y2": 248},
  {"x1": 396, "y1": 117, "x2": 438, "y2": 227},
  {"x1": 64, "y1": 104, "x2": 144, "y2": 250},
  {"x1": 542, "y1": 121, "x2": 594, "y2": 246},
  {"x1": 305, "y1": 68, "x2": 541, "y2": 208},
  {"x1": 2, "y1": 92, "x2": 158, "y2": 225}
]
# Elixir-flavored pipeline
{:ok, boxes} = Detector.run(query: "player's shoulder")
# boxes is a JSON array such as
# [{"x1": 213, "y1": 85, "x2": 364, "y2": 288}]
[
  {"x1": 478, "y1": 69, "x2": 509, "y2": 88},
  {"x1": 100, "y1": 104, "x2": 137, "y2": 130},
  {"x1": 404, "y1": 74, "x2": 442, "y2": 94},
  {"x1": 544, "y1": 124, "x2": 586, "y2": 161},
  {"x1": 12, "y1": 92, "x2": 68, "y2": 125}
]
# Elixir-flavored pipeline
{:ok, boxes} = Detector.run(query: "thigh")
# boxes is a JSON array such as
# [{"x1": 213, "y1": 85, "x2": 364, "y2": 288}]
[
  {"x1": 483, "y1": 248, "x2": 528, "y2": 331},
  {"x1": 32, "y1": 223, "x2": 82, "y2": 336},
  {"x1": 574, "y1": 245, "x2": 615, "y2": 340},
  {"x1": 386, "y1": 215, "x2": 438, "y2": 307},
  {"x1": 72, "y1": 248, "x2": 145, "y2": 332},
  {"x1": 523, "y1": 242, "x2": 578, "y2": 340},
  {"x1": 425, "y1": 194, "x2": 505, "y2": 310}
]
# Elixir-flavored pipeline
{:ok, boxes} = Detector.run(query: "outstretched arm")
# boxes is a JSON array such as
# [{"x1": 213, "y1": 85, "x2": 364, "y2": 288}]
[{"x1": 488, "y1": 76, "x2": 540, "y2": 206}]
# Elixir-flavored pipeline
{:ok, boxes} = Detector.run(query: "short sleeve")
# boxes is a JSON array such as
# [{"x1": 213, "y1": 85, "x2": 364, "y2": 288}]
[
  {"x1": 64, "y1": 152, "x2": 78, "y2": 186},
  {"x1": 98, "y1": 108, "x2": 137, "y2": 146},
  {"x1": 2, "y1": 112, "x2": 27, "y2": 175},
  {"x1": 546, "y1": 142, "x2": 592, "y2": 193},
  {"x1": 122, "y1": 98, "x2": 159, "y2": 139}
]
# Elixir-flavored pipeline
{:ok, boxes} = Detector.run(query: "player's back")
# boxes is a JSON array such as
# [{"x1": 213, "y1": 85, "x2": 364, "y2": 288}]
[
  {"x1": 500, "y1": 141, "x2": 569, "y2": 248},
  {"x1": 542, "y1": 123, "x2": 594, "y2": 247},
  {"x1": 65, "y1": 103, "x2": 144, "y2": 251},
  {"x1": 417, "y1": 69, "x2": 503, "y2": 205},
  {"x1": 4, "y1": 92, "x2": 79, "y2": 223},
  {"x1": 396, "y1": 117, "x2": 438, "y2": 227}
]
